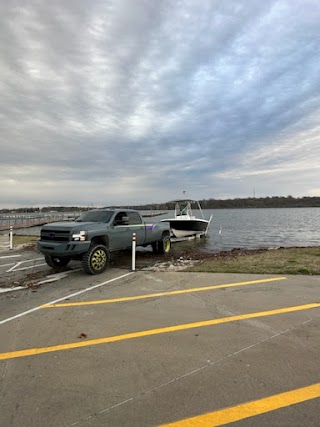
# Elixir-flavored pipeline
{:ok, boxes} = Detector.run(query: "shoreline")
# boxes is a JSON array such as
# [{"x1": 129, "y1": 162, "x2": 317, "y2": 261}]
[{"x1": 1, "y1": 245, "x2": 319, "y2": 292}]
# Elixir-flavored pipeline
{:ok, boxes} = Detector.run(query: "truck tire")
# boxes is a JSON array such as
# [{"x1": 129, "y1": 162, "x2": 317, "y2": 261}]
[
  {"x1": 156, "y1": 235, "x2": 171, "y2": 254},
  {"x1": 45, "y1": 255, "x2": 70, "y2": 268},
  {"x1": 82, "y1": 244, "x2": 109, "y2": 275}
]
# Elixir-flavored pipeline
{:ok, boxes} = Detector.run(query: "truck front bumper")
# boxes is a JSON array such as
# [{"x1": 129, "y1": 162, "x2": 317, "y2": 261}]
[{"x1": 37, "y1": 240, "x2": 91, "y2": 257}]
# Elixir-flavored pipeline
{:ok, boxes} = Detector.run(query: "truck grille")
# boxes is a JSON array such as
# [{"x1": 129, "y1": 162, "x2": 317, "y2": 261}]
[{"x1": 40, "y1": 230, "x2": 71, "y2": 242}]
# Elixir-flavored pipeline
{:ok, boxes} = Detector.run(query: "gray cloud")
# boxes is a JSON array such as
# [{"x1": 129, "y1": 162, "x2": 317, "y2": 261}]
[{"x1": 1, "y1": 0, "x2": 320, "y2": 207}]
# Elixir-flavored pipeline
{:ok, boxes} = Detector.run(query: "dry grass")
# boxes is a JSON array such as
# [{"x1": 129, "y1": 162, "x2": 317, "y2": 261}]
[
  {"x1": 187, "y1": 247, "x2": 320, "y2": 275},
  {"x1": 13, "y1": 235, "x2": 38, "y2": 247}
]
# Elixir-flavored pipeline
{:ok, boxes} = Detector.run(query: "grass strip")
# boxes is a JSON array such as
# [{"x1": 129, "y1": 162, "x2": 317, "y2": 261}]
[
  {"x1": 13, "y1": 235, "x2": 38, "y2": 246},
  {"x1": 187, "y1": 247, "x2": 320, "y2": 275}
]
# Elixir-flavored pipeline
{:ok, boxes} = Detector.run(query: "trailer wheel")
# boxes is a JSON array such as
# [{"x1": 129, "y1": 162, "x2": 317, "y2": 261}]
[
  {"x1": 82, "y1": 244, "x2": 109, "y2": 274},
  {"x1": 45, "y1": 255, "x2": 70, "y2": 268}
]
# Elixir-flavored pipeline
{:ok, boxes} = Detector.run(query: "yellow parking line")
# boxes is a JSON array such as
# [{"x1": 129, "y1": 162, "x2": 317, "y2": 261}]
[
  {"x1": 41, "y1": 277, "x2": 287, "y2": 308},
  {"x1": 159, "y1": 383, "x2": 320, "y2": 426},
  {"x1": 0, "y1": 302, "x2": 319, "y2": 361}
]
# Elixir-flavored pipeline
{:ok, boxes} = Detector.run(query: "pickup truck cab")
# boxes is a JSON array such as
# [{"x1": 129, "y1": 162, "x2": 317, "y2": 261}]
[{"x1": 37, "y1": 209, "x2": 171, "y2": 274}]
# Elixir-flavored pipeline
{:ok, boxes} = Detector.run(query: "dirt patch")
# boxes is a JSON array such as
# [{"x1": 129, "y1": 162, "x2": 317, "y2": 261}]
[{"x1": 109, "y1": 247, "x2": 270, "y2": 272}]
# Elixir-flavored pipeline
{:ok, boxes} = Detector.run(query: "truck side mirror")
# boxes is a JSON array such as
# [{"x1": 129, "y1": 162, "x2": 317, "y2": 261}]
[
  {"x1": 121, "y1": 216, "x2": 129, "y2": 225},
  {"x1": 114, "y1": 216, "x2": 129, "y2": 226}
]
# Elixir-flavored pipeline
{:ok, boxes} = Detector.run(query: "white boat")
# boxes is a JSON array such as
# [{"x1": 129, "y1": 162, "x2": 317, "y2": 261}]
[{"x1": 161, "y1": 200, "x2": 212, "y2": 238}]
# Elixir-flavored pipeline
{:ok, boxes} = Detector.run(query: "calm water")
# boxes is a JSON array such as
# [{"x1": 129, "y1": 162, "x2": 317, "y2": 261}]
[
  {"x1": 5, "y1": 208, "x2": 320, "y2": 253},
  {"x1": 156, "y1": 207, "x2": 320, "y2": 252}
]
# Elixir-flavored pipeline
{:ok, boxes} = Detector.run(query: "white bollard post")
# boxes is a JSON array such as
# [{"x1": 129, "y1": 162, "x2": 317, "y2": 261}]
[
  {"x1": 9, "y1": 226, "x2": 13, "y2": 250},
  {"x1": 132, "y1": 232, "x2": 136, "y2": 271}
]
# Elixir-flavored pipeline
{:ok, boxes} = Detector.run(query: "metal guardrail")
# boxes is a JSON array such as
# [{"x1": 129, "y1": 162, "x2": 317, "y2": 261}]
[{"x1": 0, "y1": 213, "x2": 80, "y2": 232}]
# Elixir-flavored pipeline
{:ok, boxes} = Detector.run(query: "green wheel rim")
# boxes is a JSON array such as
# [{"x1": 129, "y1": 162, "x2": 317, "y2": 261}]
[
  {"x1": 91, "y1": 249, "x2": 107, "y2": 270},
  {"x1": 164, "y1": 239, "x2": 170, "y2": 252}
]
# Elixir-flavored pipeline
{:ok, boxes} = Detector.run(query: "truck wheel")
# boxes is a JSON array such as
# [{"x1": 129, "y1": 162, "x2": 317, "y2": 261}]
[
  {"x1": 157, "y1": 235, "x2": 171, "y2": 254},
  {"x1": 45, "y1": 255, "x2": 70, "y2": 268},
  {"x1": 152, "y1": 242, "x2": 159, "y2": 253},
  {"x1": 82, "y1": 244, "x2": 109, "y2": 275}
]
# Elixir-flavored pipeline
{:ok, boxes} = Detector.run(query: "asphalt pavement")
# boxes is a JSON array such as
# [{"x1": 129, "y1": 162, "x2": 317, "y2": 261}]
[{"x1": 0, "y1": 251, "x2": 319, "y2": 426}]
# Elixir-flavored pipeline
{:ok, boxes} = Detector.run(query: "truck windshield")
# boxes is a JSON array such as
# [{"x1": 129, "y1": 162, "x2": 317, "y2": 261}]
[{"x1": 76, "y1": 210, "x2": 114, "y2": 223}]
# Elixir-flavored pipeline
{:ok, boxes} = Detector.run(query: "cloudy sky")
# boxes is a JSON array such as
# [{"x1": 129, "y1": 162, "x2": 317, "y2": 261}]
[{"x1": 1, "y1": 0, "x2": 320, "y2": 208}]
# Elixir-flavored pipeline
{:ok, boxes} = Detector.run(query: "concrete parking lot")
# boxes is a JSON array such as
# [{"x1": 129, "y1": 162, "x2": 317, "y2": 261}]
[{"x1": 0, "y1": 256, "x2": 319, "y2": 426}]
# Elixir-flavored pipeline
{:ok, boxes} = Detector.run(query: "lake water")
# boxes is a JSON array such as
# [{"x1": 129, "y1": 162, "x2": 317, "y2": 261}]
[
  {"x1": 5, "y1": 208, "x2": 320, "y2": 253},
  {"x1": 156, "y1": 207, "x2": 320, "y2": 252}
]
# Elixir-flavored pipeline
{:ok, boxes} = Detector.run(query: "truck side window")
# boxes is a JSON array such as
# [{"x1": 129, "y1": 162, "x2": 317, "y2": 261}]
[
  {"x1": 128, "y1": 212, "x2": 142, "y2": 225},
  {"x1": 114, "y1": 212, "x2": 127, "y2": 225}
]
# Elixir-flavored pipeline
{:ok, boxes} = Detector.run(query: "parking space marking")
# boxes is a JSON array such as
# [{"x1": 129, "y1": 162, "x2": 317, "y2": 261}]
[
  {"x1": 6, "y1": 261, "x2": 23, "y2": 272},
  {"x1": 159, "y1": 383, "x2": 320, "y2": 426},
  {"x1": 1, "y1": 302, "x2": 319, "y2": 361},
  {"x1": 41, "y1": 277, "x2": 287, "y2": 308},
  {"x1": 0, "y1": 254, "x2": 21, "y2": 268},
  {"x1": 11, "y1": 263, "x2": 47, "y2": 272},
  {"x1": 0, "y1": 255, "x2": 21, "y2": 259},
  {"x1": 0, "y1": 272, "x2": 133, "y2": 326},
  {"x1": 6, "y1": 257, "x2": 44, "y2": 272},
  {"x1": 0, "y1": 263, "x2": 16, "y2": 269}
]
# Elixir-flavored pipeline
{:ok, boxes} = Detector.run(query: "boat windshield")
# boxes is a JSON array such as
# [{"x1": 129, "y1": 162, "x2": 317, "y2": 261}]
[
  {"x1": 174, "y1": 200, "x2": 205, "y2": 219},
  {"x1": 75, "y1": 210, "x2": 114, "y2": 223},
  {"x1": 175, "y1": 202, "x2": 192, "y2": 216}
]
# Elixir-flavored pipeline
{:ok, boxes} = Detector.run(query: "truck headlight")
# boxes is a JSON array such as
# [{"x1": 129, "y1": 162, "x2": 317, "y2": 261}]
[{"x1": 72, "y1": 231, "x2": 88, "y2": 241}]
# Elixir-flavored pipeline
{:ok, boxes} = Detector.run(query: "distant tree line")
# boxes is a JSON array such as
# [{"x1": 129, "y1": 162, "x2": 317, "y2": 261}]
[
  {"x1": 1, "y1": 196, "x2": 320, "y2": 213},
  {"x1": 131, "y1": 196, "x2": 320, "y2": 210},
  {"x1": 199, "y1": 196, "x2": 320, "y2": 209}
]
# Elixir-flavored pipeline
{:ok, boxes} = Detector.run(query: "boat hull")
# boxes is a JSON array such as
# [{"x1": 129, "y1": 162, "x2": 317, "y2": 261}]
[{"x1": 162, "y1": 219, "x2": 209, "y2": 238}]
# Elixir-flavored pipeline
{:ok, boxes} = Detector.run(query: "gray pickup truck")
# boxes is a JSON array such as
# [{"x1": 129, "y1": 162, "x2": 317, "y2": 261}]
[{"x1": 37, "y1": 209, "x2": 171, "y2": 274}]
